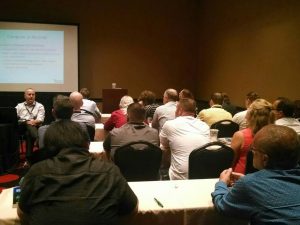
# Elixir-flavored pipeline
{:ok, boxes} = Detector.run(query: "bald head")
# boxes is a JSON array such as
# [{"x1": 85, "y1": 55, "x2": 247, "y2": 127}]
[
  {"x1": 24, "y1": 88, "x2": 36, "y2": 105},
  {"x1": 163, "y1": 88, "x2": 178, "y2": 104},
  {"x1": 69, "y1": 91, "x2": 83, "y2": 110},
  {"x1": 253, "y1": 124, "x2": 300, "y2": 169}
]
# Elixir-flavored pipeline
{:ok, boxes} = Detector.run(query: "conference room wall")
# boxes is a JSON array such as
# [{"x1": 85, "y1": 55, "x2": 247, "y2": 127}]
[
  {"x1": 0, "y1": 0, "x2": 199, "y2": 100},
  {"x1": 196, "y1": 0, "x2": 300, "y2": 106},
  {"x1": 2, "y1": 1, "x2": 299, "y2": 109}
]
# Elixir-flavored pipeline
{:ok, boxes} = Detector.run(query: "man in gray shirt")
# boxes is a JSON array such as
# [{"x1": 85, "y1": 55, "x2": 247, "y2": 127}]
[
  {"x1": 151, "y1": 88, "x2": 178, "y2": 133},
  {"x1": 103, "y1": 102, "x2": 159, "y2": 160}
]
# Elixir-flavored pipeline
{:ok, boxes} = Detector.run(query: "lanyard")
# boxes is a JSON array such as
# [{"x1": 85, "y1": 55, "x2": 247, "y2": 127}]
[{"x1": 24, "y1": 103, "x2": 36, "y2": 118}]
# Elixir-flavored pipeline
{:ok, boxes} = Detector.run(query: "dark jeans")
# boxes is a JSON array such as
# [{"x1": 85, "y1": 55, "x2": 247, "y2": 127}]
[
  {"x1": 19, "y1": 123, "x2": 38, "y2": 160},
  {"x1": 26, "y1": 124, "x2": 38, "y2": 158}
]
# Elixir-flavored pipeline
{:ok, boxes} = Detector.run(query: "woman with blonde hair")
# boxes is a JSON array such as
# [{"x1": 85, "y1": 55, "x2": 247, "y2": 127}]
[
  {"x1": 231, "y1": 99, "x2": 275, "y2": 174},
  {"x1": 104, "y1": 95, "x2": 134, "y2": 131}
]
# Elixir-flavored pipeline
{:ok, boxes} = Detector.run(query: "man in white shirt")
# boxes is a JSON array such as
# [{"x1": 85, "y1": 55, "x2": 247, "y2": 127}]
[
  {"x1": 160, "y1": 98, "x2": 210, "y2": 180},
  {"x1": 233, "y1": 91, "x2": 259, "y2": 130},
  {"x1": 273, "y1": 97, "x2": 300, "y2": 135},
  {"x1": 80, "y1": 88, "x2": 101, "y2": 123},
  {"x1": 152, "y1": 88, "x2": 178, "y2": 132},
  {"x1": 16, "y1": 88, "x2": 45, "y2": 160}
]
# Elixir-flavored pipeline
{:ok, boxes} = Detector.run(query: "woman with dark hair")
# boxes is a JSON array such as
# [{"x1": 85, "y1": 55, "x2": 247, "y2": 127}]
[
  {"x1": 138, "y1": 90, "x2": 159, "y2": 121},
  {"x1": 179, "y1": 88, "x2": 194, "y2": 100},
  {"x1": 221, "y1": 92, "x2": 237, "y2": 116}
]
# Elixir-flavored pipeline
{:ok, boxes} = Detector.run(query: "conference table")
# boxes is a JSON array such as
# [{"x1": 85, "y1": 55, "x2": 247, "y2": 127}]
[
  {"x1": 100, "y1": 113, "x2": 111, "y2": 124},
  {"x1": 0, "y1": 179, "x2": 248, "y2": 225},
  {"x1": 89, "y1": 141, "x2": 104, "y2": 153}
]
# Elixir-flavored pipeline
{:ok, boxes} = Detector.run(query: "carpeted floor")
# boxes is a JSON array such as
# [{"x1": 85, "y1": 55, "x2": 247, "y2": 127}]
[
  {"x1": 0, "y1": 164, "x2": 29, "y2": 189},
  {"x1": 0, "y1": 141, "x2": 29, "y2": 190}
]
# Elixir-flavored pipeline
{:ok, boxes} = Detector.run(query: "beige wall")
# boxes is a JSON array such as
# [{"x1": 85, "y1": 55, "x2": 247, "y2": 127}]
[
  {"x1": 1, "y1": 0, "x2": 300, "y2": 106},
  {"x1": 197, "y1": 0, "x2": 300, "y2": 106}
]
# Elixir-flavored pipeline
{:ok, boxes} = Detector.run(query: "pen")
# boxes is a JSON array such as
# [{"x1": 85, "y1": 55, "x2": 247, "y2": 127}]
[{"x1": 154, "y1": 197, "x2": 164, "y2": 208}]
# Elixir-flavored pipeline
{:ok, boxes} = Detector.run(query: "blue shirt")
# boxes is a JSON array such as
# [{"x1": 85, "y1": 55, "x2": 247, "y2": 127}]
[{"x1": 212, "y1": 167, "x2": 300, "y2": 225}]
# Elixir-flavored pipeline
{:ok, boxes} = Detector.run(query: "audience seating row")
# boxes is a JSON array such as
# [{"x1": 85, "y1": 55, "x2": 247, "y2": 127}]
[{"x1": 113, "y1": 140, "x2": 245, "y2": 182}]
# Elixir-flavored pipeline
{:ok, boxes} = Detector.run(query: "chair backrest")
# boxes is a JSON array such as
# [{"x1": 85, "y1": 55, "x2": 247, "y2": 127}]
[
  {"x1": 245, "y1": 149, "x2": 258, "y2": 174},
  {"x1": 0, "y1": 107, "x2": 18, "y2": 127},
  {"x1": 188, "y1": 141, "x2": 234, "y2": 179},
  {"x1": 114, "y1": 141, "x2": 162, "y2": 181},
  {"x1": 210, "y1": 119, "x2": 239, "y2": 138}
]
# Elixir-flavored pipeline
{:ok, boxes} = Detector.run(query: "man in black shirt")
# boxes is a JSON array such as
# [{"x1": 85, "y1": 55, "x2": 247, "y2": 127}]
[{"x1": 18, "y1": 120, "x2": 138, "y2": 225}]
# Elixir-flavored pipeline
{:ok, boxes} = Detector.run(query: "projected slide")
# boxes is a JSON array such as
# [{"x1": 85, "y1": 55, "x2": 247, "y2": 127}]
[{"x1": 0, "y1": 29, "x2": 64, "y2": 84}]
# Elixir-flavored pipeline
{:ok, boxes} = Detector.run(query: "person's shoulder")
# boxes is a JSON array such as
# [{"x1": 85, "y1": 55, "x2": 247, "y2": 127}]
[
  {"x1": 24, "y1": 158, "x2": 50, "y2": 178},
  {"x1": 199, "y1": 108, "x2": 209, "y2": 114},
  {"x1": 90, "y1": 157, "x2": 123, "y2": 176},
  {"x1": 84, "y1": 98, "x2": 96, "y2": 105},
  {"x1": 16, "y1": 101, "x2": 25, "y2": 105},
  {"x1": 155, "y1": 104, "x2": 165, "y2": 111},
  {"x1": 16, "y1": 102, "x2": 25, "y2": 107},
  {"x1": 35, "y1": 101, "x2": 45, "y2": 107},
  {"x1": 233, "y1": 110, "x2": 243, "y2": 119},
  {"x1": 38, "y1": 124, "x2": 49, "y2": 131},
  {"x1": 195, "y1": 118, "x2": 210, "y2": 127},
  {"x1": 232, "y1": 130, "x2": 244, "y2": 139},
  {"x1": 161, "y1": 118, "x2": 177, "y2": 129},
  {"x1": 241, "y1": 170, "x2": 265, "y2": 185},
  {"x1": 221, "y1": 107, "x2": 231, "y2": 113},
  {"x1": 235, "y1": 110, "x2": 247, "y2": 116},
  {"x1": 146, "y1": 125, "x2": 159, "y2": 134},
  {"x1": 112, "y1": 109, "x2": 124, "y2": 115},
  {"x1": 110, "y1": 125, "x2": 126, "y2": 135}
]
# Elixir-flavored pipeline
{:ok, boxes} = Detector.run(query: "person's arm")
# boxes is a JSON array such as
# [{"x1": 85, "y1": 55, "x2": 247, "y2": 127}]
[
  {"x1": 117, "y1": 174, "x2": 139, "y2": 220},
  {"x1": 15, "y1": 104, "x2": 21, "y2": 118},
  {"x1": 197, "y1": 109, "x2": 205, "y2": 121},
  {"x1": 211, "y1": 168, "x2": 251, "y2": 219},
  {"x1": 104, "y1": 113, "x2": 115, "y2": 131},
  {"x1": 26, "y1": 104, "x2": 45, "y2": 126},
  {"x1": 92, "y1": 101, "x2": 102, "y2": 123},
  {"x1": 230, "y1": 131, "x2": 244, "y2": 168},
  {"x1": 119, "y1": 203, "x2": 138, "y2": 224},
  {"x1": 18, "y1": 172, "x2": 35, "y2": 225},
  {"x1": 219, "y1": 168, "x2": 244, "y2": 187},
  {"x1": 232, "y1": 112, "x2": 240, "y2": 124},
  {"x1": 103, "y1": 134, "x2": 112, "y2": 160},
  {"x1": 151, "y1": 109, "x2": 159, "y2": 130},
  {"x1": 37, "y1": 125, "x2": 46, "y2": 148},
  {"x1": 159, "y1": 125, "x2": 171, "y2": 168}
]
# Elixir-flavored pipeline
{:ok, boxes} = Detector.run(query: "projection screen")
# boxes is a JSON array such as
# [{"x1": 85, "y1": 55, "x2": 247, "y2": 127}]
[{"x1": 0, "y1": 21, "x2": 78, "y2": 92}]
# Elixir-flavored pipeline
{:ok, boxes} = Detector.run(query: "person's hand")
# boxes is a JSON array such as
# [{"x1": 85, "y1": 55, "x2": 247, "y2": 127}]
[
  {"x1": 219, "y1": 168, "x2": 232, "y2": 186},
  {"x1": 27, "y1": 119, "x2": 41, "y2": 126},
  {"x1": 26, "y1": 120, "x2": 36, "y2": 126},
  {"x1": 229, "y1": 172, "x2": 244, "y2": 187}
]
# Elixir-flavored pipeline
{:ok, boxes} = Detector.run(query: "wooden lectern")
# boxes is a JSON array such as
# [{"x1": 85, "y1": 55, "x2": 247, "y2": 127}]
[{"x1": 102, "y1": 89, "x2": 128, "y2": 113}]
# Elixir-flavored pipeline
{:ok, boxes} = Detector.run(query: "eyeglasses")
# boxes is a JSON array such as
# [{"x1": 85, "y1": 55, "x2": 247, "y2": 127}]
[{"x1": 250, "y1": 145, "x2": 265, "y2": 154}]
